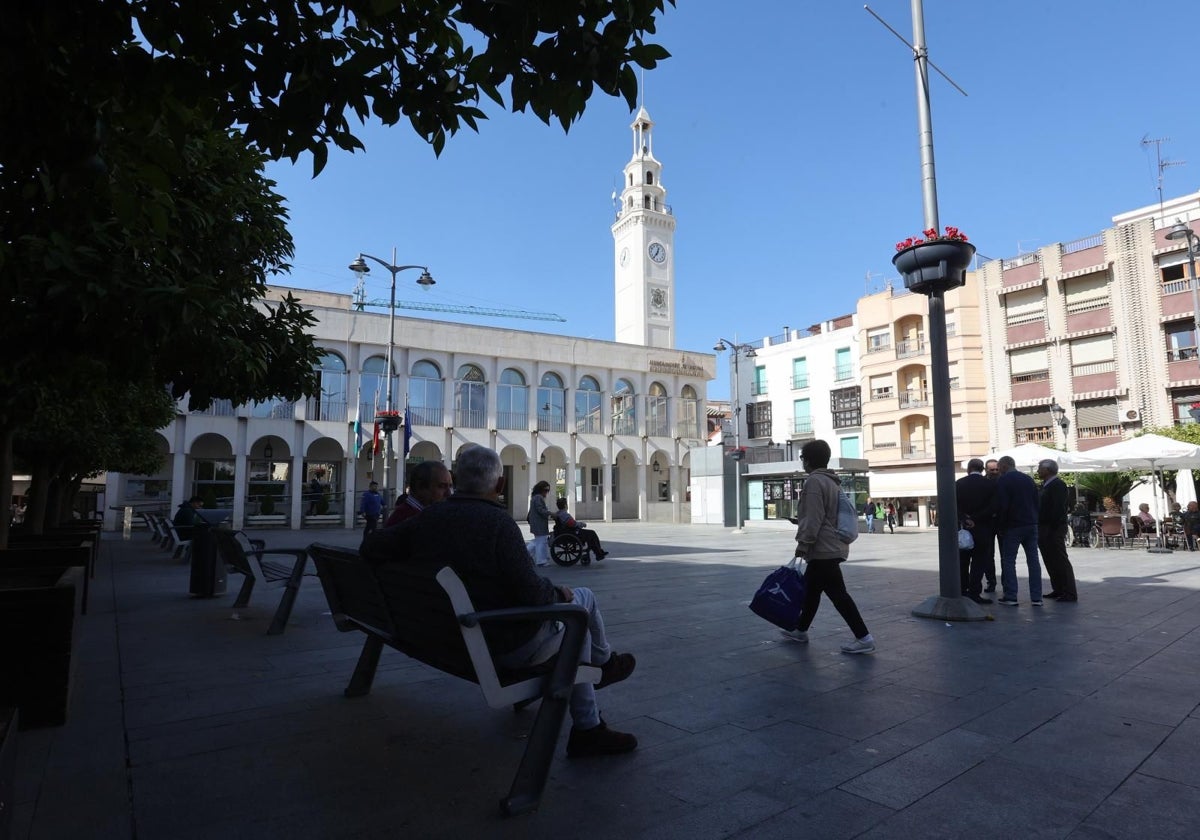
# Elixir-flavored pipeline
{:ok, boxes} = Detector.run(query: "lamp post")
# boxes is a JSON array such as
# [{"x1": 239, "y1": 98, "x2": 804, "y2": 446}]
[
  {"x1": 1166, "y1": 221, "x2": 1200, "y2": 370},
  {"x1": 1049, "y1": 399, "x2": 1070, "y2": 444},
  {"x1": 348, "y1": 250, "x2": 435, "y2": 503},
  {"x1": 714, "y1": 338, "x2": 757, "y2": 532}
]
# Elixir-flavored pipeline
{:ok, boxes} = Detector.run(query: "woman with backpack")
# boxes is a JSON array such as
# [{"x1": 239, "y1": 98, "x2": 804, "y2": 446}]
[{"x1": 779, "y1": 439, "x2": 876, "y2": 654}]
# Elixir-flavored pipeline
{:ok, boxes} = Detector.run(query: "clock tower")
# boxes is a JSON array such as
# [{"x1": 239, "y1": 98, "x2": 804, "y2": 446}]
[{"x1": 612, "y1": 107, "x2": 676, "y2": 348}]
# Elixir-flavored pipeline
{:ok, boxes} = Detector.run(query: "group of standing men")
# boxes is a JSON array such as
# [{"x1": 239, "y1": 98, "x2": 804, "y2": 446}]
[{"x1": 956, "y1": 456, "x2": 1079, "y2": 607}]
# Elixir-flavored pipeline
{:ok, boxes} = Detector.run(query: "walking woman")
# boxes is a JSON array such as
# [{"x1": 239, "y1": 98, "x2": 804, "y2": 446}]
[
  {"x1": 526, "y1": 480, "x2": 553, "y2": 567},
  {"x1": 780, "y1": 439, "x2": 876, "y2": 654}
]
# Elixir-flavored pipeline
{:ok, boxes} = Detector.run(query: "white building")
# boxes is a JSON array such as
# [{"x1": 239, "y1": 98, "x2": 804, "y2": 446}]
[{"x1": 104, "y1": 109, "x2": 715, "y2": 531}]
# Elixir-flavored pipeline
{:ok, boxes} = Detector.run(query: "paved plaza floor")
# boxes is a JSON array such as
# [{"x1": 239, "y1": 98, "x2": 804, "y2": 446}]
[{"x1": 11, "y1": 521, "x2": 1200, "y2": 839}]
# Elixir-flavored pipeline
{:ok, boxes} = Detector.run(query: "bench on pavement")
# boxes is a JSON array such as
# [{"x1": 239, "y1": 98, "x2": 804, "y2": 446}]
[
  {"x1": 213, "y1": 530, "x2": 311, "y2": 635},
  {"x1": 308, "y1": 543, "x2": 600, "y2": 816},
  {"x1": 0, "y1": 545, "x2": 94, "y2": 614}
]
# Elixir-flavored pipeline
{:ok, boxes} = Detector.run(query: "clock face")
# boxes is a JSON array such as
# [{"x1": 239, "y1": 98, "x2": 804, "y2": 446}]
[
  {"x1": 647, "y1": 242, "x2": 667, "y2": 264},
  {"x1": 650, "y1": 288, "x2": 667, "y2": 309},
  {"x1": 619, "y1": 247, "x2": 629, "y2": 267}
]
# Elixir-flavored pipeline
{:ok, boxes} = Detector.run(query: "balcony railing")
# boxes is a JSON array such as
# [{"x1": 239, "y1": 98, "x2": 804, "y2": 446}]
[
  {"x1": 497, "y1": 411, "x2": 528, "y2": 430},
  {"x1": 410, "y1": 406, "x2": 443, "y2": 426},
  {"x1": 750, "y1": 382, "x2": 768, "y2": 396},
  {"x1": 1078, "y1": 424, "x2": 1122, "y2": 439},
  {"x1": 1063, "y1": 233, "x2": 1103, "y2": 254},
  {"x1": 1005, "y1": 310, "x2": 1046, "y2": 327},
  {"x1": 901, "y1": 445, "x2": 931, "y2": 459},
  {"x1": 898, "y1": 391, "x2": 929, "y2": 409},
  {"x1": 1168, "y1": 347, "x2": 1199, "y2": 363},
  {"x1": 791, "y1": 375, "x2": 809, "y2": 389},
  {"x1": 793, "y1": 417, "x2": 814, "y2": 436},
  {"x1": 833, "y1": 365, "x2": 853, "y2": 381},
  {"x1": 895, "y1": 338, "x2": 926, "y2": 358},
  {"x1": 1011, "y1": 370, "x2": 1049, "y2": 384},
  {"x1": 866, "y1": 340, "x2": 892, "y2": 354},
  {"x1": 1016, "y1": 427, "x2": 1054, "y2": 443},
  {"x1": 537, "y1": 412, "x2": 567, "y2": 433},
  {"x1": 191, "y1": 399, "x2": 236, "y2": 417},
  {"x1": 454, "y1": 408, "x2": 486, "y2": 429},
  {"x1": 1066, "y1": 297, "x2": 1109, "y2": 315},
  {"x1": 577, "y1": 414, "x2": 603, "y2": 434},
  {"x1": 1071, "y1": 360, "x2": 1116, "y2": 377},
  {"x1": 870, "y1": 388, "x2": 894, "y2": 401},
  {"x1": 305, "y1": 399, "x2": 347, "y2": 423}
]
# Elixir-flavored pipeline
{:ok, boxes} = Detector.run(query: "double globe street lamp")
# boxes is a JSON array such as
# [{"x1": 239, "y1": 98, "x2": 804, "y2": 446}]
[
  {"x1": 348, "y1": 250, "x2": 435, "y2": 503},
  {"x1": 714, "y1": 338, "x2": 757, "y2": 532}
]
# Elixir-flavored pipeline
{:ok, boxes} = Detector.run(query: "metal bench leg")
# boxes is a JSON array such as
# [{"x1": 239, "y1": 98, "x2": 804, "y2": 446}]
[
  {"x1": 266, "y1": 555, "x2": 309, "y2": 636},
  {"x1": 232, "y1": 575, "x2": 256, "y2": 608},
  {"x1": 345, "y1": 636, "x2": 384, "y2": 697}
]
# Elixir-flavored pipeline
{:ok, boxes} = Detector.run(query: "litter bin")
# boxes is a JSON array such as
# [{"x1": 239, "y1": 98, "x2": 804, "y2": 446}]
[{"x1": 188, "y1": 523, "x2": 228, "y2": 598}]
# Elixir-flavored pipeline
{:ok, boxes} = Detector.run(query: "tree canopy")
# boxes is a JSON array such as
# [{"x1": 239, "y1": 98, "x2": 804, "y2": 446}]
[{"x1": 0, "y1": 1, "x2": 676, "y2": 538}]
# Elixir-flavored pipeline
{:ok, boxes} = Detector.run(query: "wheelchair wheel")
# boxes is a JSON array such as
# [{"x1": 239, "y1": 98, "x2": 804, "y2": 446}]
[
  {"x1": 550, "y1": 533, "x2": 587, "y2": 566},
  {"x1": 1088, "y1": 526, "x2": 1102, "y2": 549}
]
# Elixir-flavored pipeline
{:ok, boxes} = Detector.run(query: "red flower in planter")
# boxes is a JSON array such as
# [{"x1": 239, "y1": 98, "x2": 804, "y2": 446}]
[{"x1": 895, "y1": 226, "x2": 970, "y2": 252}]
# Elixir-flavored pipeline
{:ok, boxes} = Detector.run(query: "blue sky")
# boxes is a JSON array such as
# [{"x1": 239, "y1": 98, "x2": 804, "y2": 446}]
[{"x1": 266, "y1": 0, "x2": 1200, "y2": 399}]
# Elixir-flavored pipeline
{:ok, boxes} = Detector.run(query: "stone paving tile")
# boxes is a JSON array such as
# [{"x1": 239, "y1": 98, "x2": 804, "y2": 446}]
[{"x1": 13, "y1": 526, "x2": 1200, "y2": 838}]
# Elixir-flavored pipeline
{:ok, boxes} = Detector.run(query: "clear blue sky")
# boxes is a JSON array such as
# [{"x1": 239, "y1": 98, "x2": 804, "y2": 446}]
[{"x1": 266, "y1": 0, "x2": 1200, "y2": 399}]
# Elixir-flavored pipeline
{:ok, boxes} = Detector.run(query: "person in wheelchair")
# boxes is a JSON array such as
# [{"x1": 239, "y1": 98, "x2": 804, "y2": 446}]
[
  {"x1": 553, "y1": 498, "x2": 608, "y2": 561},
  {"x1": 1069, "y1": 502, "x2": 1092, "y2": 547}
]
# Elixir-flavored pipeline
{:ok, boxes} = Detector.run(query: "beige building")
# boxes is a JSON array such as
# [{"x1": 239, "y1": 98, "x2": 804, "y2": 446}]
[
  {"x1": 857, "y1": 281, "x2": 990, "y2": 527},
  {"x1": 976, "y1": 189, "x2": 1200, "y2": 450}
]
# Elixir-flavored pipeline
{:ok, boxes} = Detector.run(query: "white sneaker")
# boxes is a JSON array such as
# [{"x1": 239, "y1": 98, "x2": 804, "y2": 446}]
[
  {"x1": 840, "y1": 638, "x2": 876, "y2": 655},
  {"x1": 779, "y1": 628, "x2": 808, "y2": 643}
]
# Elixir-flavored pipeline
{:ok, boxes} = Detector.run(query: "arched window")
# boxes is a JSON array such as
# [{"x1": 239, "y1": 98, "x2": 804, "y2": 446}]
[
  {"x1": 612, "y1": 378, "x2": 636, "y2": 435},
  {"x1": 678, "y1": 385, "x2": 700, "y2": 439},
  {"x1": 645, "y1": 171, "x2": 654, "y2": 185},
  {"x1": 454, "y1": 364, "x2": 487, "y2": 428},
  {"x1": 410, "y1": 360, "x2": 444, "y2": 426},
  {"x1": 359, "y1": 355, "x2": 397, "y2": 421},
  {"x1": 537, "y1": 372, "x2": 566, "y2": 432},
  {"x1": 308, "y1": 351, "x2": 348, "y2": 422},
  {"x1": 575, "y1": 376, "x2": 601, "y2": 434},
  {"x1": 643, "y1": 196, "x2": 650, "y2": 209},
  {"x1": 647, "y1": 381, "x2": 669, "y2": 437},
  {"x1": 498, "y1": 368, "x2": 528, "y2": 430}
]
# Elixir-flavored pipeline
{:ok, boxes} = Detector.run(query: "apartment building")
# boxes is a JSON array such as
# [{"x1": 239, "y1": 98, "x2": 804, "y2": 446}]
[
  {"x1": 857, "y1": 281, "x2": 990, "y2": 527},
  {"x1": 976, "y1": 189, "x2": 1200, "y2": 449}
]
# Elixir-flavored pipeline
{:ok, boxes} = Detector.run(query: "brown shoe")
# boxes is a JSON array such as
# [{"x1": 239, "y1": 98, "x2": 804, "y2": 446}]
[
  {"x1": 566, "y1": 720, "x2": 637, "y2": 757},
  {"x1": 596, "y1": 651, "x2": 636, "y2": 689}
]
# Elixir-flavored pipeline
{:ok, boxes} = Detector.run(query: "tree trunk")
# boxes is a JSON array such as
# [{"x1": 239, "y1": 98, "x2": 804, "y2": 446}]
[
  {"x1": 1102, "y1": 496, "x2": 1121, "y2": 515},
  {"x1": 0, "y1": 427, "x2": 13, "y2": 549}
]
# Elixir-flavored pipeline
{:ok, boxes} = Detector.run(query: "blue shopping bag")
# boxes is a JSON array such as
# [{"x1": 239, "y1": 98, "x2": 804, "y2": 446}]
[{"x1": 749, "y1": 558, "x2": 806, "y2": 631}]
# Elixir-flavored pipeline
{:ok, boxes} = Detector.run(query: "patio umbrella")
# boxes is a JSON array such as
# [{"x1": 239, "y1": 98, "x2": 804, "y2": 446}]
[
  {"x1": 1174, "y1": 466, "x2": 1197, "y2": 509},
  {"x1": 962, "y1": 442, "x2": 1102, "y2": 472},
  {"x1": 1079, "y1": 434, "x2": 1200, "y2": 544}
]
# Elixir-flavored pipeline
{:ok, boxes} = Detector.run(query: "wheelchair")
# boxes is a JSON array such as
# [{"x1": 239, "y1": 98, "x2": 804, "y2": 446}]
[
  {"x1": 550, "y1": 525, "x2": 591, "y2": 566},
  {"x1": 1069, "y1": 514, "x2": 1093, "y2": 548}
]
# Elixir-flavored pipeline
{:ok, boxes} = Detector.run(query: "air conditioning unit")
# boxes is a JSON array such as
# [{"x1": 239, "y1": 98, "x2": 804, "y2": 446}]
[{"x1": 1121, "y1": 407, "x2": 1142, "y2": 423}]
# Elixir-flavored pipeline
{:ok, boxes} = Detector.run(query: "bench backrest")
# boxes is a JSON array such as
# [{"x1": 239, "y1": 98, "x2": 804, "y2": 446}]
[
  {"x1": 308, "y1": 543, "x2": 478, "y2": 683},
  {"x1": 214, "y1": 530, "x2": 254, "y2": 577},
  {"x1": 0, "y1": 545, "x2": 91, "y2": 571}
]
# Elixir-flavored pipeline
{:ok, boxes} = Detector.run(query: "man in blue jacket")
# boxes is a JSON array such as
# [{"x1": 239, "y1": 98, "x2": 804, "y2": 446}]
[
  {"x1": 993, "y1": 455, "x2": 1044, "y2": 606},
  {"x1": 359, "y1": 481, "x2": 384, "y2": 536}
]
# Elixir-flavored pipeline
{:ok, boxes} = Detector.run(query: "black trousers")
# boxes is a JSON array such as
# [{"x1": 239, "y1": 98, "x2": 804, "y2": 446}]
[
  {"x1": 578, "y1": 527, "x2": 604, "y2": 556},
  {"x1": 1038, "y1": 523, "x2": 1077, "y2": 597},
  {"x1": 798, "y1": 558, "x2": 869, "y2": 638},
  {"x1": 959, "y1": 525, "x2": 996, "y2": 596}
]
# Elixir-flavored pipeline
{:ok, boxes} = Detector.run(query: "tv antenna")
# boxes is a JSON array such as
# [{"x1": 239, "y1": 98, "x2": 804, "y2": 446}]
[{"x1": 1141, "y1": 135, "x2": 1184, "y2": 222}]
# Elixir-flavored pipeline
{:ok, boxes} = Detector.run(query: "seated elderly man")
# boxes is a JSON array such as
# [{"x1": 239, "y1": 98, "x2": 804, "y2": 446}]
[{"x1": 361, "y1": 445, "x2": 637, "y2": 757}]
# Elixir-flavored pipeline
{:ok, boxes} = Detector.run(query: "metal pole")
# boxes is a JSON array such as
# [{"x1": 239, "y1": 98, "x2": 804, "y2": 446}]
[
  {"x1": 1187, "y1": 233, "x2": 1200, "y2": 370},
  {"x1": 733, "y1": 350, "x2": 743, "y2": 532},
  {"x1": 384, "y1": 247, "x2": 398, "y2": 504},
  {"x1": 907, "y1": 0, "x2": 977, "y2": 620}
]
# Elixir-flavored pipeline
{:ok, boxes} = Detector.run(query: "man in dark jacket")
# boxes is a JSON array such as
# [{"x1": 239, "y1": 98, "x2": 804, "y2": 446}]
[
  {"x1": 956, "y1": 458, "x2": 996, "y2": 604},
  {"x1": 993, "y1": 455, "x2": 1044, "y2": 606},
  {"x1": 1036, "y1": 459, "x2": 1077, "y2": 602},
  {"x1": 362, "y1": 446, "x2": 637, "y2": 757}
]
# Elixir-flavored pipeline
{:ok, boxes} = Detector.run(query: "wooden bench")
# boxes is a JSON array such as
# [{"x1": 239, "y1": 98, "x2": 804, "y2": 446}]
[
  {"x1": 213, "y1": 531, "x2": 311, "y2": 635},
  {"x1": 308, "y1": 543, "x2": 601, "y2": 816}
]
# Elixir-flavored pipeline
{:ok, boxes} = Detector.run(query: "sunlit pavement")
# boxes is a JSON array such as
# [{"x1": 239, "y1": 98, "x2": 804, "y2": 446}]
[{"x1": 13, "y1": 522, "x2": 1200, "y2": 839}]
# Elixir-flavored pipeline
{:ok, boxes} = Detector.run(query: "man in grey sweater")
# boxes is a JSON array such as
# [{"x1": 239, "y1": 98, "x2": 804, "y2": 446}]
[{"x1": 362, "y1": 445, "x2": 637, "y2": 757}]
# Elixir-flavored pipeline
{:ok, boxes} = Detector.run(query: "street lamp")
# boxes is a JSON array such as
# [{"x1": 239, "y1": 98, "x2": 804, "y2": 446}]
[
  {"x1": 1049, "y1": 399, "x2": 1070, "y2": 442},
  {"x1": 1166, "y1": 221, "x2": 1200, "y2": 369},
  {"x1": 348, "y1": 249, "x2": 435, "y2": 503},
  {"x1": 714, "y1": 338, "x2": 757, "y2": 532}
]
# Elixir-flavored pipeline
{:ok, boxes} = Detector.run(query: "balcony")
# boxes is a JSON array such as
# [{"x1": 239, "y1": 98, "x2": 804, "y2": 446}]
[
  {"x1": 1011, "y1": 370, "x2": 1051, "y2": 402},
  {"x1": 790, "y1": 375, "x2": 809, "y2": 389},
  {"x1": 191, "y1": 399, "x2": 236, "y2": 418},
  {"x1": 901, "y1": 445, "x2": 931, "y2": 460},
  {"x1": 1016, "y1": 427, "x2": 1054, "y2": 443},
  {"x1": 895, "y1": 338, "x2": 926, "y2": 359},
  {"x1": 497, "y1": 411, "x2": 528, "y2": 431},
  {"x1": 1078, "y1": 424, "x2": 1122, "y2": 439},
  {"x1": 750, "y1": 382, "x2": 768, "y2": 396},
  {"x1": 898, "y1": 391, "x2": 929, "y2": 409},
  {"x1": 792, "y1": 417, "x2": 814, "y2": 439},
  {"x1": 454, "y1": 408, "x2": 486, "y2": 429},
  {"x1": 833, "y1": 365, "x2": 853, "y2": 382},
  {"x1": 870, "y1": 388, "x2": 894, "y2": 401},
  {"x1": 866, "y1": 340, "x2": 892, "y2": 354}
]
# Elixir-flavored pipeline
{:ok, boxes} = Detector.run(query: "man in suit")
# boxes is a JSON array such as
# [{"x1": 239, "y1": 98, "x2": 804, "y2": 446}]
[
  {"x1": 1036, "y1": 459, "x2": 1078, "y2": 602},
  {"x1": 982, "y1": 459, "x2": 1001, "y2": 592},
  {"x1": 994, "y1": 455, "x2": 1044, "y2": 606},
  {"x1": 956, "y1": 458, "x2": 996, "y2": 604}
]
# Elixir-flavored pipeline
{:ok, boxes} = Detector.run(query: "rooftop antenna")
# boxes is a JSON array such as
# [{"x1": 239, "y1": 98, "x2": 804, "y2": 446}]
[
  {"x1": 865, "y1": 269, "x2": 881, "y2": 293},
  {"x1": 1141, "y1": 135, "x2": 1184, "y2": 224}
]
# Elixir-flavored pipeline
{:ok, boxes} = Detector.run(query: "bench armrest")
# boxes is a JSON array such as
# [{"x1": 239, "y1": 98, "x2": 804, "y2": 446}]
[{"x1": 459, "y1": 602, "x2": 587, "y2": 630}]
